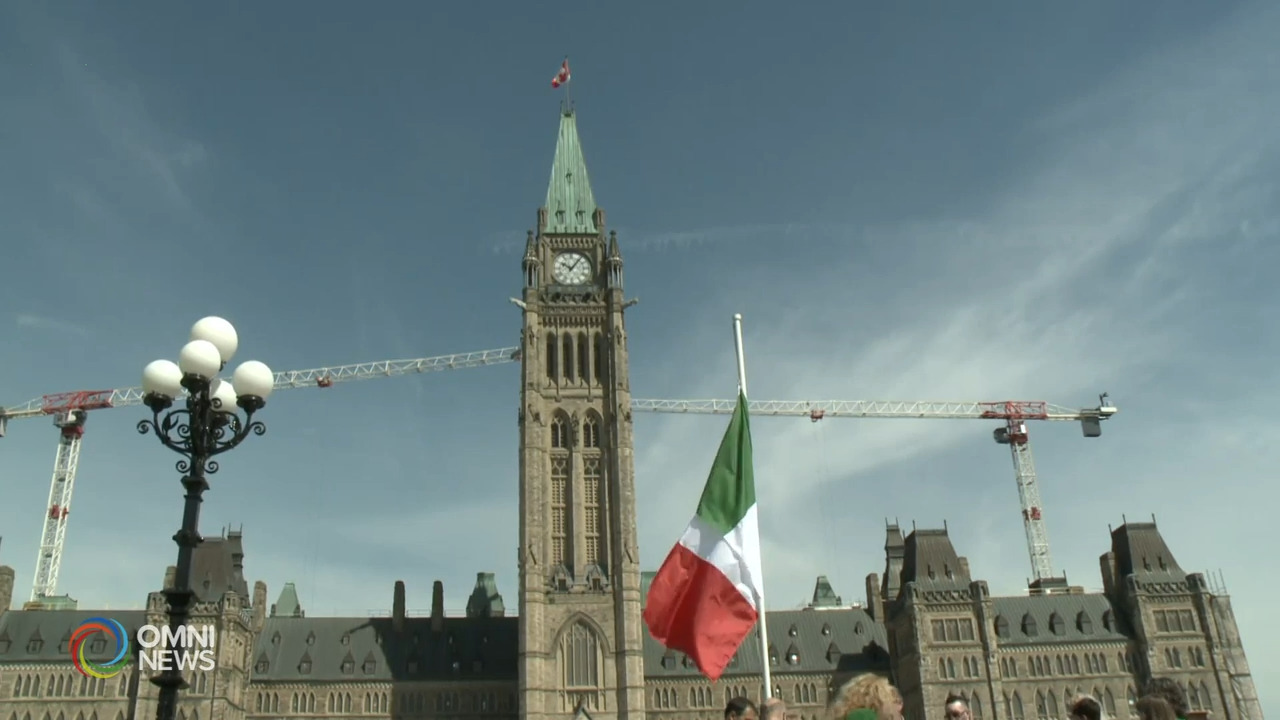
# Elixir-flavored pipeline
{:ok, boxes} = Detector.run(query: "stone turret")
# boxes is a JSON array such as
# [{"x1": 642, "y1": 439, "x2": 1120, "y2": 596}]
[
  {"x1": 465, "y1": 572, "x2": 505, "y2": 618},
  {"x1": 809, "y1": 575, "x2": 842, "y2": 608},
  {"x1": 252, "y1": 580, "x2": 268, "y2": 631},
  {"x1": 0, "y1": 564, "x2": 14, "y2": 612}
]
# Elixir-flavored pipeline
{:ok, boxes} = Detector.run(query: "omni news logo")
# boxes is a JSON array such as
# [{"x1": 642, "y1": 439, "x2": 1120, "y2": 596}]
[{"x1": 71, "y1": 618, "x2": 217, "y2": 678}]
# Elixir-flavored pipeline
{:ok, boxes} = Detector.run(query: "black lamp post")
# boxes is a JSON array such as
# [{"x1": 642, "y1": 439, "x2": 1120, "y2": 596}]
[{"x1": 137, "y1": 316, "x2": 274, "y2": 720}]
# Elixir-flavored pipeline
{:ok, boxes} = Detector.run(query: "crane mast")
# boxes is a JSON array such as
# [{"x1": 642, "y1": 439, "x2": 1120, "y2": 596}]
[{"x1": 32, "y1": 410, "x2": 88, "y2": 602}]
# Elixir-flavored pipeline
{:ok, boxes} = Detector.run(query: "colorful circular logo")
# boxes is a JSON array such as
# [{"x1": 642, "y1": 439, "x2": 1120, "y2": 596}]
[{"x1": 71, "y1": 617, "x2": 130, "y2": 678}]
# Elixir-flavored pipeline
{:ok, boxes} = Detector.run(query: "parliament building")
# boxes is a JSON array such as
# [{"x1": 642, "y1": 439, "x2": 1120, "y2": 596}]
[{"x1": 0, "y1": 108, "x2": 1265, "y2": 720}]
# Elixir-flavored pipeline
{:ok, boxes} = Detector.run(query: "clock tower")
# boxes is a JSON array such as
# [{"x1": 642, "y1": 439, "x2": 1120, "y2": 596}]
[{"x1": 515, "y1": 108, "x2": 647, "y2": 720}]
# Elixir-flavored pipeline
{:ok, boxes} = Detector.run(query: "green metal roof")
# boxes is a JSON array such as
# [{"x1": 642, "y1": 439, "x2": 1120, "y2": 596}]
[{"x1": 543, "y1": 110, "x2": 598, "y2": 235}]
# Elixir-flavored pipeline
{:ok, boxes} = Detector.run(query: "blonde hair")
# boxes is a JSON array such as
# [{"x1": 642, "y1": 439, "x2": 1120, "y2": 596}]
[{"x1": 827, "y1": 674, "x2": 902, "y2": 720}]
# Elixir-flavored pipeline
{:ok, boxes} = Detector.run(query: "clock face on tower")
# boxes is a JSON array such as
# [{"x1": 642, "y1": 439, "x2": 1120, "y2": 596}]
[{"x1": 552, "y1": 251, "x2": 592, "y2": 285}]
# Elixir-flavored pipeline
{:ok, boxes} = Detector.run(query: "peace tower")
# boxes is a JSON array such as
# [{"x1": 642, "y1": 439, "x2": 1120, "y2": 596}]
[{"x1": 514, "y1": 108, "x2": 647, "y2": 720}]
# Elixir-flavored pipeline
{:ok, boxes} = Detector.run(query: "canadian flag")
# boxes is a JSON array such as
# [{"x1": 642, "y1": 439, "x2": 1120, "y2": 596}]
[{"x1": 551, "y1": 58, "x2": 570, "y2": 89}]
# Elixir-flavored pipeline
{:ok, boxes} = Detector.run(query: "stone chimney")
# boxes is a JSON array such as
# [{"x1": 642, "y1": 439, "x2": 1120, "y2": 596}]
[
  {"x1": 865, "y1": 573, "x2": 884, "y2": 621},
  {"x1": 0, "y1": 564, "x2": 14, "y2": 612},
  {"x1": 431, "y1": 580, "x2": 445, "y2": 632},
  {"x1": 164, "y1": 565, "x2": 177, "y2": 590},
  {"x1": 393, "y1": 581, "x2": 406, "y2": 632},
  {"x1": 252, "y1": 581, "x2": 268, "y2": 631},
  {"x1": 1099, "y1": 550, "x2": 1117, "y2": 598},
  {"x1": 958, "y1": 557, "x2": 970, "y2": 578}
]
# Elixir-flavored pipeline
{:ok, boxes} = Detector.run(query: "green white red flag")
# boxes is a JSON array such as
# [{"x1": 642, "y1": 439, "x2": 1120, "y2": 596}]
[{"x1": 642, "y1": 391, "x2": 764, "y2": 681}]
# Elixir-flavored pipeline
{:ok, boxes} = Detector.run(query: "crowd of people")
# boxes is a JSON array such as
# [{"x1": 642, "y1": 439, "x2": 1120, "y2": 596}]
[{"x1": 718, "y1": 674, "x2": 1197, "y2": 720}]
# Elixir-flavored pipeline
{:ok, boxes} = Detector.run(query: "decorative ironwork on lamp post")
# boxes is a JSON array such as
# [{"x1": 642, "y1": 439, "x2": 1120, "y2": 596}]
[{"x1": 137, "y1": 316, "x2": 274, "y2": 720}]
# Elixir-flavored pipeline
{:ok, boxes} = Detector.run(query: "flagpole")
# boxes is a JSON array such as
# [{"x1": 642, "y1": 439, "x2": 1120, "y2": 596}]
[
  {"x1": 564, "y1": 55, "x2": 572, "y2": 111},
  {"x1": 733, "y1": 313, "x2": 772, "y2": 701}
]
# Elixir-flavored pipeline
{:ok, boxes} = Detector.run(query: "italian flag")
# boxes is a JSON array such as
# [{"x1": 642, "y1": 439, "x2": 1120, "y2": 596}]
[{"x1": 643, "y1": 391, "x2": 764, "y2": 681}]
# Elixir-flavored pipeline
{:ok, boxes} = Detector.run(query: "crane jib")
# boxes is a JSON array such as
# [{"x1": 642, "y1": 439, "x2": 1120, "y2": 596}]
[{"x1": 1, "y1": 342, "x2": 1117, "y2": 599}]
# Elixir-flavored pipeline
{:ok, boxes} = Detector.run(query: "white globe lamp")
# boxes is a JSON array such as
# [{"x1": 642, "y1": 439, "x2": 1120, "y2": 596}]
[
  {"x1": 190, "y1": 317, "x2": 239, "y2": 366},
  {"x1": 232, "y1": 361, "x2": 275, "y2": 401},
  {"x1": 178, "y1": 340, "x2": 222, "y2": 380},
  {"x1": 210, "y1": 379, "x2": 239, "y2": 412},
  {"x1": 142, "y1": 360, "x2": 185, "y2": 400}
]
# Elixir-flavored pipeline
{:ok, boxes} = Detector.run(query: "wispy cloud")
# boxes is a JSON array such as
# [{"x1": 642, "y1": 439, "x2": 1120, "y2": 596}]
[
  {"x1": 486, "y1": 222, "x2": 831, "y2": 256},
  {"x1": 53, "y1": 44, "x2": 211, "y2": 214},
  {"x1": 631, "y1": 0, "x2": 1280, "y2": 693},
  {"x1": 14, "y1": 313, "x2": 90, "y2": 338}
]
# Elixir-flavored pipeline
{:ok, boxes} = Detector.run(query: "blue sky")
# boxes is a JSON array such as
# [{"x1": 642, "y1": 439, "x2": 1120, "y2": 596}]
[{"x1": 1, "y1": 0, "x2": 1276, "y2": 709}]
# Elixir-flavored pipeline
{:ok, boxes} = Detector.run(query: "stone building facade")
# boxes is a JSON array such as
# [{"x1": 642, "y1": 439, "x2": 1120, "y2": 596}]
[{"x1": 0, "y1": 108, "x2": 1266, "y2": 720}]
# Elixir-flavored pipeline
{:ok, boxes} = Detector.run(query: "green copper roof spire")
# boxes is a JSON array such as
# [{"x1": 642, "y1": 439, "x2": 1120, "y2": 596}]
[{"x1": 543, "y1": 109, "x2": 598, "y2": 234}]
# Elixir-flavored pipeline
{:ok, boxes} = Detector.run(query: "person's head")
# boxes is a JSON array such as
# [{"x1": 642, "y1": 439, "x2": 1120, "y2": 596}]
[
  {"x1": 829, "y1": 673, "x2": 903, "y2": 720},
  {"x1": 726, "y1": 697, "x2": 758, "y2": 720},
  {"x1": 1143, "y1": 678, "x2": 1190, "y2": 718},
  {"x1": 761, "y1": 697, "x2": 787, "y2": 720},
  {"x1": 1069, "y1": 694, "x2": 1102, "y2": 720},
  {"x1": 944, "y1": 694, "x2": 971, "y2": 720},
  {"x1": 1136, "y1": 695, "x2": 1178, "y2": 720}
]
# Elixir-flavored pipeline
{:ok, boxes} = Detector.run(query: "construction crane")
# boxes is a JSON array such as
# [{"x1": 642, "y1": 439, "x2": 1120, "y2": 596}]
[
  {"x1": 0, "y1": 346, "x2": 521, "y2": 604},
  {"x1": 3, "y1": 344, "x2": 1114, "y2": 596},
  {"x1": 629, "y1": 395, "x2": 1119, "y2": 582}
]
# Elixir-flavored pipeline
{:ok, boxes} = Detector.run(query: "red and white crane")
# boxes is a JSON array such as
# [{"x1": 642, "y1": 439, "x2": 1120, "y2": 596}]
[
  {"x1": 0, "y1": 346, "x2": 521, "y2": 604},
  {"x1": 628, "y1": 396, "x2": 1118, "y2": 581},
  {"x1": 2, "y1": 346, "x2": 1116, "y2": 599}
]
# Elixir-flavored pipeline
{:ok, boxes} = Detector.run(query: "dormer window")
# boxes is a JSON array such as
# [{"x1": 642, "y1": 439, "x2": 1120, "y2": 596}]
[
  {"x1": 255, "y1": 659, "x2": 269, "y2": 674},
  {"x1": 90, "y1": 638, "x2": 107, "y2": 654},
  {"x1": 821, "y1": 623, "x2": 831, "y2": 636},
  {"x1": 341, "y1": 659, "x2": 354, "y2": 674},
  {"x1": 1077, "y1": 612, "x2": 1094, "y2": 634},
  {"x1": 1021, "y1": 613, "x2": 1038, "y2": 636},
  {"x1": 1102, "y1": 610, "x2": 1114, "y2": 631},
  {"x1": 994, "y1": 615, "x2": 1010, "y2": 638},
  {"x1": 362, "y1": 659, "x2": 376, "y2": 675},
  {"x1": 787, "y1": 652, "x2": 800, "y2": 665},
  {"x1": 340, "y1": 633, "x2": 350, "y2": 646},
  {"x1": 1049, "y1": 612, "x2": 1066, "y2": 636},
  {"x1": 826, "y1": 643, "x2": 841, "y2": 664},
  {"x1": 27, "y1": 639, "x2": 43, "y2": 654},
  {"x1": 305, "y1": 632, "x2": 316, "y2": 646},
  {"x1": 787, "y1": 625, "x2": 798, "y2": 637},
  {"x1": 271, "y1": 632, "x2": 281, "y2": 645},
  {"x1": 298, "y1": 657, "x2": 312, "y2": 675},
  {"x1": 660, "y1": 652, "x2": 676, "y2": 670}
]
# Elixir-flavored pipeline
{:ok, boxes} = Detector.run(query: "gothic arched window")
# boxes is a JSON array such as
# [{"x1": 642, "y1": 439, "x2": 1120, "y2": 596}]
[
  {"x1": 582, "y1": 414, "x2": 601, "y2": 448},
  {"x1": 551, "y1": 415, "x2": 570, "y2": 449},
  {"x1": 577, "y1": 332, "x2": 590, "y2": 383},
  {"x1": 546, "y1": 332, "x2": 558, "y2": 383},
  {"x1": 559, "y1": 622, "x2": 600, "y2": 689}
]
